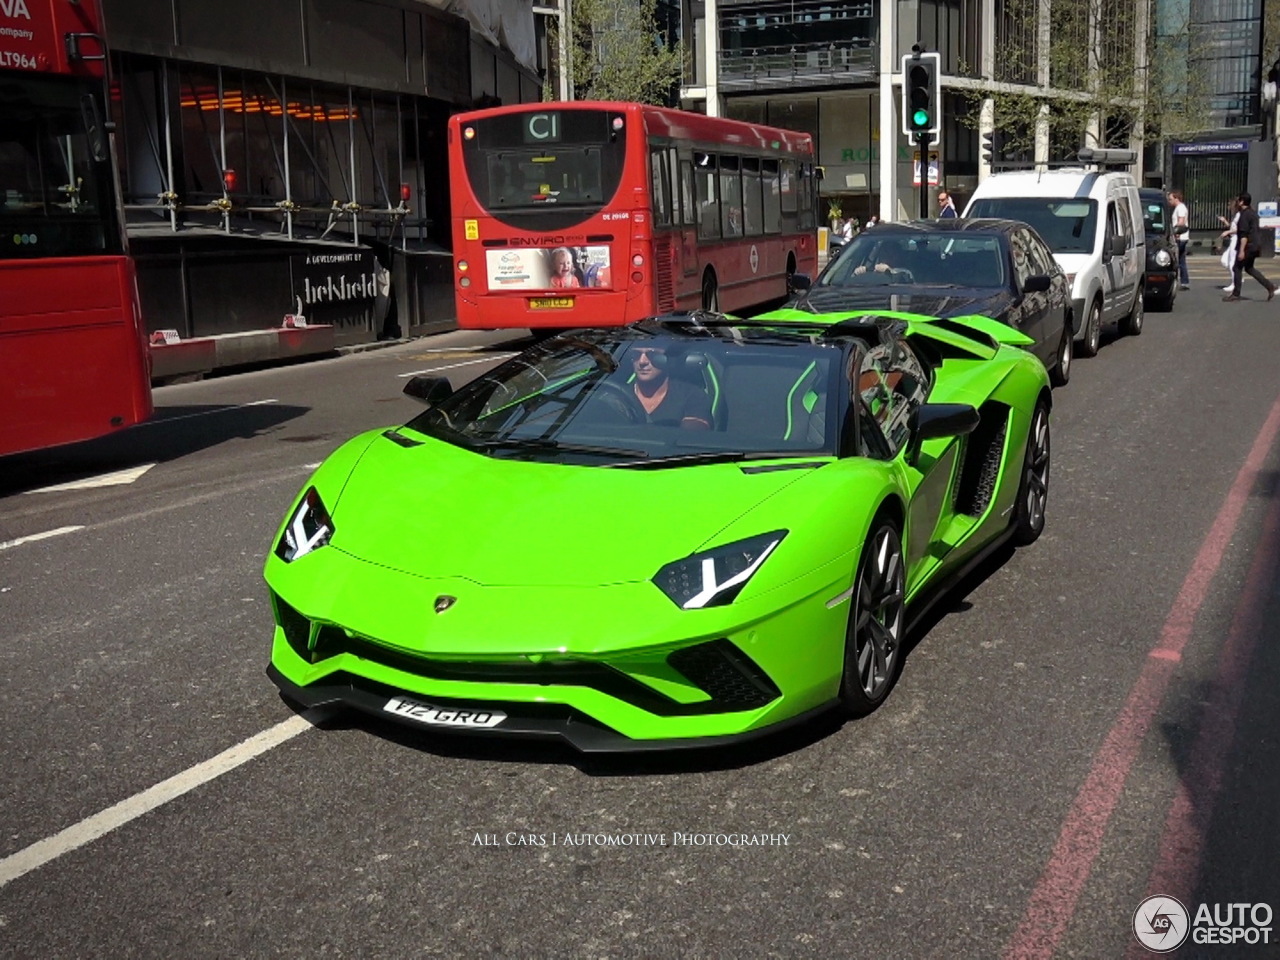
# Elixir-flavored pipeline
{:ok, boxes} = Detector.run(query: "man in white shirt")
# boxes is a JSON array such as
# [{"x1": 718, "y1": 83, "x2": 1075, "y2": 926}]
[{"x1": 1168, "y1": 190, "x2": 1190, "y2": 289}]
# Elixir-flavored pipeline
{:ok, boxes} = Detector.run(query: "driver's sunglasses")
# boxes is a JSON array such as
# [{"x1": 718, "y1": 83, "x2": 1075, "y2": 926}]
[{"x1": 632, "y1": 348, "x2": 666, "y2": 361}]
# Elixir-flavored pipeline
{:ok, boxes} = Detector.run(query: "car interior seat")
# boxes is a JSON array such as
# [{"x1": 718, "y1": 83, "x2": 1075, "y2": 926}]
[{"x1": 784, "y1": 361, "x2": 827, "y2": 445}]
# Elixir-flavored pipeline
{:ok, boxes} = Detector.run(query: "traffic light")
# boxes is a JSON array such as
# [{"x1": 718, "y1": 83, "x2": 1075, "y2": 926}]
[
  {"x1": 901, "y1": 51, "x2": 941, "y2": 138},
  {"x1": 981, "y1": 131, "x2": 996, "y2": 165}
]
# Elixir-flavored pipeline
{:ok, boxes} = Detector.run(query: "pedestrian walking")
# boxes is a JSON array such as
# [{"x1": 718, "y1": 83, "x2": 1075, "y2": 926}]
[
  {"x1": 937, "y1": 191, "x2": 958, "y2": 218},
  {"x1": 1223, "y1": 192, "x2": 1276, "y2": 302},
  {"x1": 1217, "y1": 199, "x2": 1240, "y2": 292},
  {"x1": 1167, "y1": 189, "x2": 1190, "y2": 290}
]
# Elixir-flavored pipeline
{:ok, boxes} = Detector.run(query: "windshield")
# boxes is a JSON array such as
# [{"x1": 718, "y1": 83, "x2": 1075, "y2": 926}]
[
  {"x1": 1141, "y1": 198, "x2": 1167, "y2": 234},
  {"x1": 819, "y1": 233, "x2": 1006, "y2": 288},
  {"x1": 460, "y1": 108, "x2": 628, "y2": 230},
  {"x1": 0, "y1": 76, "x2": 120, "y2": 259},
  {"x1": 965, "y1": 198, "x2": 1098, "y2": 253},
  {"x1": 405, "y1": 329, "x2": 843, "y2": 465}
]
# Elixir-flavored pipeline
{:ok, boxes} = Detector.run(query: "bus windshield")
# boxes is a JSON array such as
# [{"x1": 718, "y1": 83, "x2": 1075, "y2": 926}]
[
  {"x1": 966, "y1": 198, "x2": 1098, "y2": 254},
  {"x1": 0, "y1": 76, "x2": 120, "y2": 259},
  {"x1": 460, "y1": 108, "x2": 627, "y2": 227}
]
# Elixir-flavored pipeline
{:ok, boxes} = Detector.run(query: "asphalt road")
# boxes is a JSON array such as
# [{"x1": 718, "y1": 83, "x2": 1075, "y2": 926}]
[{"x1": 2, "y1": 267, "x2": 1279, "y2": 959}]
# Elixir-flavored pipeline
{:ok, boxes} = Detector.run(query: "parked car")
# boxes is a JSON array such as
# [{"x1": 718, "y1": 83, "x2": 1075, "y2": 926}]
[
  {"x1": 265, "y1": 312, "x2": 1052, "y2": 751},
  {"x1": 779, "y1": 219, "x2": 1073, "y2": 386},
  {"x1": 964, "y1": 168, "x2": 1146, "y2": 357},
  {"x1": 1138, "y1": 187, "x2": 1178, "y2": 311}
]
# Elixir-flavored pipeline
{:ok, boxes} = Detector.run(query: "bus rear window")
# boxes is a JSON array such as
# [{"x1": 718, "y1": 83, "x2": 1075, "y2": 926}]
[{"x1": 461, "y1": 109, "x2": 627, "y2": 225}]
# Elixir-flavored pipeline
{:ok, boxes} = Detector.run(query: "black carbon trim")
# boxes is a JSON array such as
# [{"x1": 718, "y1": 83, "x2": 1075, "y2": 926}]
[{"x1": 267, "y1": 664, "x2": 832, "y2": 754}]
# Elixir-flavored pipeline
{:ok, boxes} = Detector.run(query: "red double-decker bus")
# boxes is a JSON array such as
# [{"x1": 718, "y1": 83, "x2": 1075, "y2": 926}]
[
  {"x1": 449, "y1": 101, "x2": 819, "y2": 331},
  {"x1": 0, "y1": 0, "x2": 151, "y2": 458}
]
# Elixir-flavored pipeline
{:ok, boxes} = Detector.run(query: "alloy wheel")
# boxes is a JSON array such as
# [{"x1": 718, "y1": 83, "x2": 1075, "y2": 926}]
[{"x1": 851, "y1": 525, "x2": 905, "y2": 702}]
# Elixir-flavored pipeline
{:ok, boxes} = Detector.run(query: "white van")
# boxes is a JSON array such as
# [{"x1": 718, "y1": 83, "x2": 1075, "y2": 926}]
[{"x1": 963, "y1": 169, "x2": 1145, "y2": 356}]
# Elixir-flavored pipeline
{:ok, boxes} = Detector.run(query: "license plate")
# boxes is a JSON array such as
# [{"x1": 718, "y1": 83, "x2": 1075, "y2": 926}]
[
  {"x1": 383, "y1": 696, "x2": 507, "y2": 728},
  {"x1": 529, "y1": 297, "x2": 574, "y2": 310}
]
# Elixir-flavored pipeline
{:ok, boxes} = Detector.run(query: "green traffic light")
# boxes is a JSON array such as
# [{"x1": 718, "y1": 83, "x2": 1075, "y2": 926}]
[{"x1": 912, "y1": 109, "x2": 930, "y2": 127}]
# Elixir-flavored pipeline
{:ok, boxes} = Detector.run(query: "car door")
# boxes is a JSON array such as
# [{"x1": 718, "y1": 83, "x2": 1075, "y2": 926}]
[
  {"x1": 1118, "y1": 187, "x2": 1143, "y2": 310},
  {"x1": 1101, "y1": 200, "x2": 1124, "y2": 320},
  {"x1": 1021, "y1": 228, "x2": 1065, "y2": 365},
  {"x1": 856, "y1": 339, "x2": 957, "y2": 594},
  {"x1": 1009, "y1": 228, "x2": 1049, "y2": 362}
]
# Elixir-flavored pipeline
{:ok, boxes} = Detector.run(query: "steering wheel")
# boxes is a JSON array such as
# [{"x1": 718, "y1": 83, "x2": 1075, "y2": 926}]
[{"x1": 593, "y1": 380, "x2": 643, "y2": 423}]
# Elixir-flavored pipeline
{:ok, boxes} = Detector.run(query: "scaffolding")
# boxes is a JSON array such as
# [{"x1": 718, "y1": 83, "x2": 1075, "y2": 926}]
[{"x1": 116, "y1": 60, "x2": 432, "y2": 249}]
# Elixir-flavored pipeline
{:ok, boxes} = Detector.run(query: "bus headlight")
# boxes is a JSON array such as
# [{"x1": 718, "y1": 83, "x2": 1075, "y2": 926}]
[{"x1": 458, "y1": 260, "x2": 469, "y2": 272}]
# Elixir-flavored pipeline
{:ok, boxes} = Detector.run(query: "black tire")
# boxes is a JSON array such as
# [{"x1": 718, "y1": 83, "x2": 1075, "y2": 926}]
[
  {"x1": 1076, "y1": 298, "x2": 1102, "y2": 358},
  {"x1": 839, "y1": 517, "x2": 906, "y2": 718},
  {"x1": 1049, "y1": 318, "x2": 1072, "y2": 387},
  {"x1": 1012, "y1": 399, "x2": 1051, "y2": 546},
  {"x1": 701, "y1": 272, "x2": 719, "y2": 312},
  {"x1": 1119, "y1": 289, "x2": 1144, "y2": 337}
]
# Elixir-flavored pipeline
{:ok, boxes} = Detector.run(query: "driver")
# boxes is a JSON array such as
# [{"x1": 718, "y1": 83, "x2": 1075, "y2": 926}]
[
  {"x1": 629, "y1": 345, "x2": 711, "y2": 430},
  {"x1": 853, "y1": 243, "x2": 909, "y2": 276}
]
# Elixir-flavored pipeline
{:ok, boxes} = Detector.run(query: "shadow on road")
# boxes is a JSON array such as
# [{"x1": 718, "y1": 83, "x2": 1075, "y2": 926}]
[{"x1": 0, "y1": 401, "x2": 309, "y2": 497}]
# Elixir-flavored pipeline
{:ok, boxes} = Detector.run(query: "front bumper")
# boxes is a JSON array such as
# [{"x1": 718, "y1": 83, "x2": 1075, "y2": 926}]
[
  {"x1": 264, "y1": 547, "x2": 851, "y2": 751},
  {"x1": 267, "y1": 663, "x2": 836, "y2": 753}
]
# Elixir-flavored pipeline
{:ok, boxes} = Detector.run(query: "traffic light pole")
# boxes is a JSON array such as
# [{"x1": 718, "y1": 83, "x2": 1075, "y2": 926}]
[{"x1": 917, "y1": 131, "x2": 932, "y2": 219}]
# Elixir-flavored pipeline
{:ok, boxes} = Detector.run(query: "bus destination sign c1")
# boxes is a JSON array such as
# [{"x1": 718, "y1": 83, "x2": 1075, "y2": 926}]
[{"x1": 523, "y1": 112, "x2": 561, "y2": 145}]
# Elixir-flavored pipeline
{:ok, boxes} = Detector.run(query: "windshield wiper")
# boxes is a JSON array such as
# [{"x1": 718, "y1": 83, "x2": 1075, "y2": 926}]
[
  {"x1": 472, "y1": 437, "x2": 649, "y2": 458},
  {"x1": 615, "y1": 450, "x2": 816, "y2": 469}
]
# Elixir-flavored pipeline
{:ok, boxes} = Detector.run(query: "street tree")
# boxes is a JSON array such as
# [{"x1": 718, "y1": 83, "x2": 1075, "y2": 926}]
[
  {"x1": 549, "y1": 0, "x2": 682, "y2": 104},
  {"x1": 964, "y1": 0, "x2": 1208, "y2": 161}
]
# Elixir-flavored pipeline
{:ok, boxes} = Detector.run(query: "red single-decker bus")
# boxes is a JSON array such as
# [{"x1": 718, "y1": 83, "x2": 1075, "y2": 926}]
[
  {"x1": 0, "y1": 0, "x2": 151, "y2": 458},
  {"x1": 448, "y1": 101, "x2": 819, "y2": 331}
]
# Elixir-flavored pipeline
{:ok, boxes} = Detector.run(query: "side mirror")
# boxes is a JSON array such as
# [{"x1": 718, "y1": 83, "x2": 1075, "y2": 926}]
[
  {"x1": 1109, "y1": 234, "x2": 1127, "y2": 258},
  {"x1": 403, "y1": 375, "x2": 453, "y2": 406},
  {"x1": 787, "y1": 273, "x2": 812, "y2": 295},
  {"x1": 1023, "y1": 274, "x2": 1052, "y2": 293},
  {"x1": 912, "y1": 403, "x2": 980, "y2": 443}
]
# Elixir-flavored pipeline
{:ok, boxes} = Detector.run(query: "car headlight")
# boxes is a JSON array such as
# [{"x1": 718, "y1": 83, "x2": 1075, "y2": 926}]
[
  {"x1": 275, "y1": 487, "x2": 334, "y2": 562},
  {"x1": 653, "y1": 531, "x2": 786, "y2": 609},
  {"x1": 1154, "y1": 249, "x2": 1172, "y2": 267}
]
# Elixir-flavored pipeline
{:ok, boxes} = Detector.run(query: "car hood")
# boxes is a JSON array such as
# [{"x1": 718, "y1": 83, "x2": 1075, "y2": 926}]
[
  {"x1": 792, "y1": 286, "x2": 1010, "y2": 319},
  {"x1": 326, "y1": 434, "x2": 821, "y2": 586},
  {"x1": 1053, "y1": 253, "x2": 1091, "y2": 276}
]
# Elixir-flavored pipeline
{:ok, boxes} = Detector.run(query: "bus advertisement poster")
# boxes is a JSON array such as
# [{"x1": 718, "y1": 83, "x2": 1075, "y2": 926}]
[{"x1": 486, "y1": 245, "x2": 613, "y2": 290}]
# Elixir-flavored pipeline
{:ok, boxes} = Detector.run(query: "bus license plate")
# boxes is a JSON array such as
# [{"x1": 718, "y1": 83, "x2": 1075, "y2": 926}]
[
  {"x1": 528, "y1": 297, "x2": 574, "y2": 310},
  {"x1": 383, "y1": 696, "x2": 507, "y2": 728}
]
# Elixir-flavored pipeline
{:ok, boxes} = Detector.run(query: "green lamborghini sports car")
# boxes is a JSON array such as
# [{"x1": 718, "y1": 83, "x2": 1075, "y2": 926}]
[{"x1": 265, "y1": 310, "x2": 1051, "y2": 752}]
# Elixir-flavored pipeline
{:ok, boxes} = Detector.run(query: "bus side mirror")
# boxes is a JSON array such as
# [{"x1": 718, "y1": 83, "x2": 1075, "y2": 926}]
[{"x1": 403, "y1": 375, "x2": 453, "y2": 406}]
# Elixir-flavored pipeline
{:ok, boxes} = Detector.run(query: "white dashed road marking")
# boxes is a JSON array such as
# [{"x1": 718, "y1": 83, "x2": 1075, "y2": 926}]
[
  {"x1": 24, "y1": 464, "x2": 156, "y2": 495},
  {"x1": 0, "y1": 711, "x2": 324, "y2": 889},
  {"x1": 0, "y1": 526, "x2": 86, "y2": 551}
]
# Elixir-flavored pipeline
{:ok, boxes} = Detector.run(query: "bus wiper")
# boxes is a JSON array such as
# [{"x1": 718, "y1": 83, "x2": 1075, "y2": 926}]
[{"x1": 472, "y1": 437, "x2": 648, "y2": 458}]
